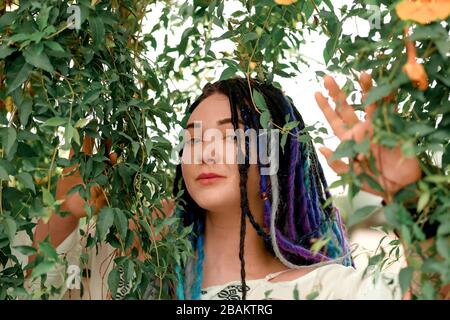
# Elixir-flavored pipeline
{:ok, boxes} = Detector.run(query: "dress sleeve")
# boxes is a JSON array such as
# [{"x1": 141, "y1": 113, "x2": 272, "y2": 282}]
[
  {"x1": 25, "y1": 228, "x2": 82, "y2": 299},
  {"x1": 319, "y1": 264, "x2": 403, "y2": 300},
  {"x1": 353, "y1": 269, "x2": 402, "y2": 299}
]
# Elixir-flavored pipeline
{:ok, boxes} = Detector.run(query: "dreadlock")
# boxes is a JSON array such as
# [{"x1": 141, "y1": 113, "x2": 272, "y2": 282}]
[{"x1": 173, "y1": 78, "x2": 353, "y2": 300}]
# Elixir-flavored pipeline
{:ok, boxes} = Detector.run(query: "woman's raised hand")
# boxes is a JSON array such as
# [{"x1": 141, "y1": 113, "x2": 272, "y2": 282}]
[{"x1": 314, "y1": 73, "x2": 422, "y2": 203}]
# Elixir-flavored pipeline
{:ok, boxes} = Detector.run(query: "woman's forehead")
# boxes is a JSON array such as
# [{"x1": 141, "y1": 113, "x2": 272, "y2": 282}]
[{"x1": 187, "y1": 93, "x2": 236, "y2": 127}]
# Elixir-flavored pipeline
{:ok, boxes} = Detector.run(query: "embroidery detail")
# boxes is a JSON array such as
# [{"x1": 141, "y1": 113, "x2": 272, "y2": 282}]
[
  {"x1": 216, "y1": 284, "x2": 251, "y2": 300},
  {"x1": 114, "y1": 265, "x2": 131, "y2": 300}
]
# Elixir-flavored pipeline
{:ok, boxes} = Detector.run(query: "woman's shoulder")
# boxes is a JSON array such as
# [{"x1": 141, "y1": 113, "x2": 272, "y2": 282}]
[{"x1": 265, "y1": 263, "x2": 402, "y2": 300}]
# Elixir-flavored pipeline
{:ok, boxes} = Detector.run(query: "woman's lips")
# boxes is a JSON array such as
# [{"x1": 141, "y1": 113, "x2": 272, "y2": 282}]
[{"x1": 196, "y1": 173, "x2": 225, "y2": 185}]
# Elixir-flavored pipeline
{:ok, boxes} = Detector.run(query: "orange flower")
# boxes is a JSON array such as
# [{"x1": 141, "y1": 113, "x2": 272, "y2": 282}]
[
  {"x1": 403, "y1": 34, "x2": 429, "y2": 91},
  {"x1": 403, "y1": 62, "x2": 428, "y2": 90},
  {"x1": 396, "y1": 0, "x2": 450, "y2": 24},
  {"x1": 274, "y1": 0, "x2": 297, "y2": 5}
]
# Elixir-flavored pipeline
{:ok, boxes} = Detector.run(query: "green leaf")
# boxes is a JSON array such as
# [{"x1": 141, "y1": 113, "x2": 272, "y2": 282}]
[
  {"x1": 364, "y1": 84, "x2": 393, "y2": 106},
  {"x1": 36, "y1": 6, "x2": 51, "y2": 31},
  {"x1": 293, "y1": 284, "x2": 299, "y2": 300},
  {"x1": 0, "y1": 45, "x2": 16, "y2": 59},
  {"x1": 0, "y1": 165, "x2": 9, "y2": 180},
  {"x1": 16, "y1": 172, "x2": 35, "y2": 194},
  {"x1": 97, "y1": 207, "x2": 115, "y2": 241},
  {"x1": 6, "y1": 61, "x2": 33, "y2": 94},
  {"x1": 436, "y1": 237, "x2": 450, "y2": 260},
  {"x1": 3, "y1": 218, "x2": 17, "y2": 242},
  {"x1": 39, "y1": 240, "x2": 59, "y2": 260},
  {"x1": 284, "y1": 121, "x2": 300, "y2": 131},
  {"x1": 219, "y1": 66, "x2": 236, "y2": 81},
  {"x1": 124, "y1": 259, "x2": 135, "y2": 283},
  {"x1": 108, "y1": 267, "x2": 120, "y2": 299},
  {"x1": 13, "y1": 245, "x2": 37, "y2": 256},
  {"x1": 259, "y1": 111, "x2": 271, "y2": 129},
  {"x1": 23, "y1": 44, "x2": 54, "y2": 73},
  {"x1": 44, "y1": 41, "x2": 65, "y2": 52},
  {"x1": 437, "y1": 221, "x2": 450, "y2": 236},
  {"x1": 31, "y1": 261, "x2": 55, "y2": 279},
  {"x1": 42, "y1": 117, "x2": 67, "y2": 127},
  {"x1": 348, "y1": 205, "x2": 379, "y2": 227},
  {"x1": 435, "y1": 39, "x2": 450, "y2": 59},
  {"x1": 354, "y1": 138, "x2": 370, "y2": 156},
  {"x1": 242, "y1": 32, "x2": 258, "y2": 42},
  {"x1": 264, "y1": 290, "x2": 273, "y2": 299},
  {"x1": 62, "y1": 124, "x2": 76, "y2": 150},
  {"x1": 42, "y1": 188, "x2": 55, "y2": 206},
  {"x1": 424, "y1": 175, "x2": 450, "y2": 184},
  {"x1": 0, "y1": 12, "x2": 17, "y2": 31},
  {"x1": 280, "y1": 132, "x2": 288, "y2": 151},
  {"x1": 88, "y1": 17, "x2": 105, "y2": 49},
  {"x1": 2, "y1": 127, "x2": 17, "y2": 157},
  {"x1": 331, "y1": 140, "x2": 356, "y2": 161},
  {"x1": 421, "y1": 280, "x2": 436, "y2": 300},
  {"x1": 74, "y1": 118, "x2": 90, "y2": 129},
  {"x1": 383, "y1": 203, "x2": 401, "y2": 228},
  {"x1": 360, "y1": 173, "x2": 384, "y2": 194},
  {"x1": 416, "y1": 191, "x2": 430, "y2": 213},
  {"x1": 398, "y1": 267, "x2": 414, "y2": 294},
  {"x1": 306, "y1": 291, "x2": 319, "y2": 300},
  {"x1": 114, "y1": 209, "x2": 128, "y2": 240},
  {"x1": 83, "y1": 89, "x2": 101, "y2": 104},
  {"x1": 253, "y1": 89, "x2": 268, "y2": 111},
  {"x1": 19, "y1": 96, "x2": 33, "y2": 126},
  {"x1": 323, "y1": 22, "x2": 342, "y2": 64}
]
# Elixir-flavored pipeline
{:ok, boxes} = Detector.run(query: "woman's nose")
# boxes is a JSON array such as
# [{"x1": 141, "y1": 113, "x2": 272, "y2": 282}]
[{"x1": 201, "y1": 140, "x2": 217, "y2": 164}]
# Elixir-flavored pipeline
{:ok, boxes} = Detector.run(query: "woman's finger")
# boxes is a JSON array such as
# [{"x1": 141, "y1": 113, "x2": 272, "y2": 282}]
[
  {"x1": 323, "y1": 76, "x2": 359, "y2": 126},
  {"x1": 341, "y1": 121, "x2": 373, "y2": 144},
  {"x1": 359, "y1": 72, "x2": 378, "y2": 120},
  {"x1": 318, "y1": 146, "x2": 349, "y2": 175},
  {"x1": 314, "y1": 92, "x2": 347, "y2": 139}
]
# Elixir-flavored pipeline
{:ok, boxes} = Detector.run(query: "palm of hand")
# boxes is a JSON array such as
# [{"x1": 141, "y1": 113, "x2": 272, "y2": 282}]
[{"x1": 314, "y1": 73, "x2": 422, "y2": 202}]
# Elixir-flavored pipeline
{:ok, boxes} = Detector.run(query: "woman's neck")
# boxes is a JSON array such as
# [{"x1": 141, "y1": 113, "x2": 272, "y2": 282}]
[{"x1": 201, "y1": 205, "x2": 287, "y2": 288}]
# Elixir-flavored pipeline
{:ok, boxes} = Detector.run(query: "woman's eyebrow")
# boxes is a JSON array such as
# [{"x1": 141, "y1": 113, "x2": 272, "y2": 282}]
[
  {"x1": 216, "y1": 118, "x2": 245, "y2": 126},
  {"x1": 185, "y1": 118, "x2": 244, "y2": 129},
  {"x1": 185, "y1": 122, "x2": 201, "y2": 130}
]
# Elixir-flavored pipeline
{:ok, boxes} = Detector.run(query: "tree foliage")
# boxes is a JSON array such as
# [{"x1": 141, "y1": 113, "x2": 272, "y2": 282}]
[{"x1": 0, "y1": 0, "x2": 448, "y2": 300}]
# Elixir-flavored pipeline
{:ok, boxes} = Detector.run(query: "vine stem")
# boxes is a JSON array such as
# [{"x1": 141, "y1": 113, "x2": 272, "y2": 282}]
[
  {"x1": 146, "y1": 210, "x2": 163, "y2": 299},
  {"x1": 58, "y1": 73, "x2": 76, "y2": 123},
  {"x1": 44, "y1": 23, "x2": 71, "y2": 40},
  {"x1": 1, "y1": 102, "x2": 19, "y2": 215},
  {"x1": 244, "y1": 6, "x2": 299, "y2": 138},
  {"x1": 47, "y1": 144, "x2": 59, "y2": 191}
]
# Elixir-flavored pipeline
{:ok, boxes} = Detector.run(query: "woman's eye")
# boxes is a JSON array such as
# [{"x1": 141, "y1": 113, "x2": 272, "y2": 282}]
[
  {"x1": 186, "y1": 138, "x2": 202, "y2": 145},
  {"x1": 224, "y1": 135, "x2": 235, "y2": 142}
]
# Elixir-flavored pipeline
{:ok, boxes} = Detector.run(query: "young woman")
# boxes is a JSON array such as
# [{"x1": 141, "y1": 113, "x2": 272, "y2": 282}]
[
  {"x1": 171, "y1": 74, "x2": 424, "y2": 300},
  {"x1": 30, "y1": 74, "x2": 432, "y2": 300}
]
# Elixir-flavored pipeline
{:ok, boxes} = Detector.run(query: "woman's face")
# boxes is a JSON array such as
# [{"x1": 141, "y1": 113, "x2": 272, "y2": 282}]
[{"x1": 181, "y1": 93, "x2": 261, "y2": 213}]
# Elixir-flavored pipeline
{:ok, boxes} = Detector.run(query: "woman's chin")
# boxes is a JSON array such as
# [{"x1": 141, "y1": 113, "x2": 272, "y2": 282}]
[{"x1": 193, "y1": 189, "x2": 238, "y2": 211}]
